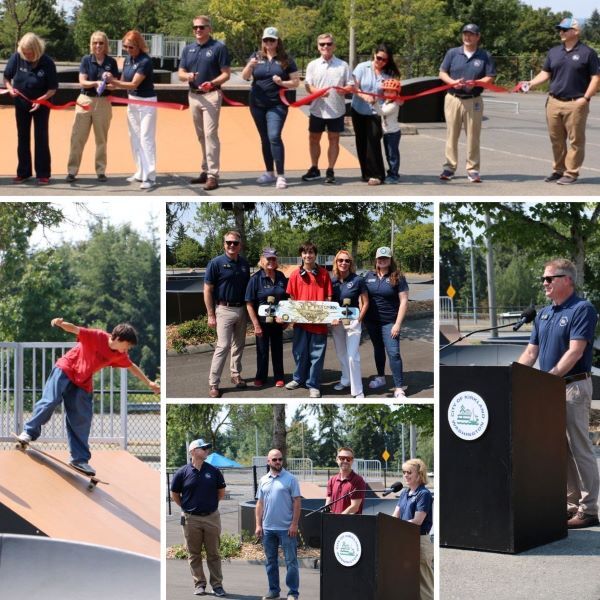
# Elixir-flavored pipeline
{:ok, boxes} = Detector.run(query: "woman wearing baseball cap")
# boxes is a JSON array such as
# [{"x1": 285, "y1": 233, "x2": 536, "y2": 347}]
[{"x1": 363, "y1": 247, "x2": 409, "y2": 398}]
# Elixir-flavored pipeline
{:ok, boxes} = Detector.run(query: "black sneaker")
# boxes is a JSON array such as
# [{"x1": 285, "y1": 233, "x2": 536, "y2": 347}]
[
  {"x1": 544, "y1": 172, "x2": 563, "y2": 183},
  {"x1": 556, "y1": 175, "x2": 577, "y2": 185},
  {"x1": 190, "y1": 172, "x2": 208, "y2": 184},
  {"x1": 439, "y1": 169, "x2": 454, "y2": 181},
  {"x1": 69, "y1": 461, "x2": 96, "y2": 476},
  {"x1": 301, "y1": 166, "x2": 321, "y2": 181},
  {"x1": 97, "y1": 174, "x2": 108, "y2": 182},
  {"x1": 324, "y1": 168, "x2": 335, "y2": 184},
  {"x1": 65, "y1": 174, "x2": 76, "y2": 183}
]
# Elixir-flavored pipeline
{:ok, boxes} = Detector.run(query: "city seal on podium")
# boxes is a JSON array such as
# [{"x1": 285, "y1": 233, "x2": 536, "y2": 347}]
[
  {"x1": 333, "y1": 531, "x2": 362, "y2": 567},
  {"x1": 448, "y1": 391, "x2": 489, "y2": 441}
]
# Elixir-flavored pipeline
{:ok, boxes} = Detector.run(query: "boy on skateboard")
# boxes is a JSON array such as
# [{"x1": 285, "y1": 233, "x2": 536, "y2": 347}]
[{"x1": 17, "y1": 318, "x2": 160, "y2": 475}]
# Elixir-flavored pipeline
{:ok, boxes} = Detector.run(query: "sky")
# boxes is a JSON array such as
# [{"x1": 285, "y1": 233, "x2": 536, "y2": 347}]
[
  {"x1": 524, "y1": 0, "x2": 595, "y2": 18},
  {"x1": 29, "y1": 199, "x2": 161, "y2": 249}
]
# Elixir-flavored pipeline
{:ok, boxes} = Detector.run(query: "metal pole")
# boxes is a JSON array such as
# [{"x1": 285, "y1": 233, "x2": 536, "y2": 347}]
[
  {"x1": 470, "y1": 239, "x2": 478, "y2": 324},
  {"x1": 410, "y1": 424, "x2": 417, "y2": 458},
  {"x1": 349, "y1": 0, "x2": 356, "y2": 71},
  {"x1": 120, "y1": 369, "x2": 128, "y2": 449},
  {"x1": 255, "y1": 425, "x2": 259, "y2": 456},
  {"x1": 391, "y1": 220, "x2": 395, "y2": 254},
  {"x1": 485, "y1": 212, "x2": 498, "y2": 338}
]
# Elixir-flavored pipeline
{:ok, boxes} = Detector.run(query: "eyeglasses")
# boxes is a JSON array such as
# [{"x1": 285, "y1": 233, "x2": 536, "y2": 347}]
[
  {"x1": 193, "y1": 25, "x2": 208, "y2": 30},
  {"x1": 92, "y1": 42, "x2": 105, "y2": 45},
  {"x1": 270, "y1": 457, "x2": 283, "y2": 462},
  {"x1": 123, "y1": 44, "x2": 135, "y2": 50},
  {"x1": 319, "y1": 42, "x2": 333, "y2": 47},
  {"x1": 375, "y1": 55, "x2": 388, "y2": 62},
  {"x1": 266, "y1": 257, "x2": 277, "y2": 261},
  {"x1": 539, "y1": 274, "x2": 566, "y2": 284},
  {"x1": 337, "y1": 456, "x2": 353, "y2": 462},
  {"x1": 263, "y1": 38, "x2": 277, "y2": 43},
  {"x1": 337, "y1": 258, "x2": 351, "y2": 264},
  {"x1": 225, "y1": 240, "x2": 240, "y2": 246}
]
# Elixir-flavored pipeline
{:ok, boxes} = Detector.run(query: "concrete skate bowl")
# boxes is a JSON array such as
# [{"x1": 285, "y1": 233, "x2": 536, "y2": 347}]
[
  {"x1": 0, "y1": 534, "x2": 159, "y2": 599},
  {"x1": 440, "y1": 344, "x2": 531, "y2": 367}
]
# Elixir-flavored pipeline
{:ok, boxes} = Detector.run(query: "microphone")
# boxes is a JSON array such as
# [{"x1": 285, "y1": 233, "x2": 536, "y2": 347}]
[
  {"x1": 512, "y1": 306, "x2": 536, "y2": 331},
  {"x1": 382, "y1": 481, "x2": 403, "y2": 496}
]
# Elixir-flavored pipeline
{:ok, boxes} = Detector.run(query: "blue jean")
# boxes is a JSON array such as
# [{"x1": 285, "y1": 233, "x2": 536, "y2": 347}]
[
  {"x1": 291, "y1": 328, "x2": 327, "y2": 389},
  {"x1": 24, "y1": 367, "x2": 93, "y2": 462},
  {"x1": 365, "y1": 321, "x2": 404, "y2": 387},
  {"x1": 250, "y1": 104, "x2": 288, "y2": 175},
  {"x1": 383, "y1": 131, "x2": 401, "y2": 177},
  {"x1": 263, "y1": 529, "x2": 299, "y2": 597}
]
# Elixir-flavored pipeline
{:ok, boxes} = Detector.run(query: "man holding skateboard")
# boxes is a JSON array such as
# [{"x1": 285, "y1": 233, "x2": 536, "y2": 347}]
[
  {"x1": 17, "y1": 318, "x2": 159, "y2": 476},
  {"x1": 285, "y1": 241, "x2": 333, "y2": 398}
]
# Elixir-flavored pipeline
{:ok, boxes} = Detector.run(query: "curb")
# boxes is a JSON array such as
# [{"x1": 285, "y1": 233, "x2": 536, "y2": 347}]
[{"x1": 167, "y1": 556, "x2": 320, "y2": 570}]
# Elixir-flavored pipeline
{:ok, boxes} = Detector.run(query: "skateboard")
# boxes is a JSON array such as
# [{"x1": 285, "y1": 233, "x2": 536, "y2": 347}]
[
  {"x1": 258, "y1": 299, "x2": 359, "y2": 324},
  {"x1": 12, "y1": 433, "x2": 108, "y2": 491}
]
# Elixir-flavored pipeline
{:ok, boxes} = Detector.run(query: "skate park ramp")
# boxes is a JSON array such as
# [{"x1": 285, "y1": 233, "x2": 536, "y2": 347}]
[
  {"x1": 0, "y1": 534, "x2": 159, "y2": 600},
  {"x1": 0, "y1": 448, "x2": 159, "y2": 557}
]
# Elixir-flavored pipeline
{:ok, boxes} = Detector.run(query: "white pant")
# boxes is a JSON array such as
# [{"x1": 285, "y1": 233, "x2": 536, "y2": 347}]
[
  {"x1": 127, "y1": 96, "x2": 157, "y2": 182},
  {"x1": 331, "y1": 320, "x2": 363, "y2": 396}
]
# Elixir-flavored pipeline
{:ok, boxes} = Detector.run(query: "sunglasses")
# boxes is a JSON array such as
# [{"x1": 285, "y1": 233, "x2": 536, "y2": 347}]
[
  {"x1": 337, "y1": 456, "x2": 353, "y2": 462},
  {"x1": 263, "y1": 38, "x2": 277, "y2": 43},
  {"x1": 225, "y1": 240, "x2": 240, "y2": 246},
  {"x1": 319, "y1": 42, "x2": 333, "y2": 47},
  {"x1": 193, "y1": 25, "x2": 208, "y2": 30},
  {"x1": 539, "y1": 274, "x2": 566, "y2": 283},
  {"x1": 403, "y1": 470, "x2": 413, "y2": 475},
  {"x1": 266, "y1": 257, "x2": 277, "y2": 261},
  {"x1": 92, "y1": 41, "x2": 105, "y2": 45},
  {"x1": 123, "y1": 44, "x2": 135, "y2": 50},
  {"x1": 375, "y1": 55, "x2": 388, "y2": 62},
  {"x1": 337, "y1": 258, "x2": 351, "y2": 264},
  {"x1": 270, "y1": 457, "x2": 283, "y2": 462}
]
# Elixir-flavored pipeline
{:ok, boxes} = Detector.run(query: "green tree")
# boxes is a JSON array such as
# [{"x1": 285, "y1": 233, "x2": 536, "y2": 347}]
[
  {"x1": 394, "y1": 222, "x2": 434, "y2": 273},
  {"x1": 583, "y1": 9, "x2": 600, "y2": 44}
]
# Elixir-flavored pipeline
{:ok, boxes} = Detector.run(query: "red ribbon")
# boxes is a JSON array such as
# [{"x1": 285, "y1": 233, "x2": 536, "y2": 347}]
[
  {"x1": 106, "y1": 95, "x2": 188, "y2": 111},
  {"x1": 0, "y1": 88, "x2": 89, "y2": 110}
]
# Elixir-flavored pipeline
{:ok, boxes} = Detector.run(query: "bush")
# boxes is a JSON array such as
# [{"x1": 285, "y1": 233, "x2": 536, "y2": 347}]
[
  {"x1": 169, "y1": 532, "x2": 243, "y2": 559},
  {"x1": 171, "y1": 317, "x2": 216, "y2": 353}
]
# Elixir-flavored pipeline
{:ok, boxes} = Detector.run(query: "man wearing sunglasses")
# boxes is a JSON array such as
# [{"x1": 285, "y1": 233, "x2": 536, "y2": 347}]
[
  {"x1": 255, "y1": 449, "x2": 302, "y2": 600},
  {"x1": 518, "y1": 259, "x2": 599, "y2": 529},
  {"x1": 204, "y1": 231, "x2": 250, "y2": 397},
  {"x1": 178, "y1": 15, "x2": 231, "y2": 191},
  {"x1": 439, "y1": 23, "x2": 496, "y2": 184},
  {"x1": 521, "y1": 18, "x2": 599, "y2": 185},
  {"x1": 302, "y1": 33, "x2": 353, "y2": 185},
  {"x1": 325, "y1": 447, "x2": 366, "y2": 514}
]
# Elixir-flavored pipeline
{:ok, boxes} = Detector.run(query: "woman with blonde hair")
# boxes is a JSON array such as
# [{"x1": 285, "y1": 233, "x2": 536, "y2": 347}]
[
  {"x1": 393, "y1": 458, "x2": 433, "y2": 600},
  {"x1": 245, "y1": 248, "x2": 289, "y2": 388},
  {"x1": 109, "y1": 30, "x2": 157, "y2": 189},
  {"x1": 66, "y1": 31, "x2": 119, "y2": 183},
  {"x1": 330, "y1": 250, "x2": 369, "y2": 398},
  {"x1": 3, "y1": 32, "x2": 58, "y2": 184}
]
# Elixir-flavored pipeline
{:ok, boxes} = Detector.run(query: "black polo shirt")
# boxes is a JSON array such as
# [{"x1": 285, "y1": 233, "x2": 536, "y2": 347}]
[
  {"x1": 180, "y1": 38, "x2": 230, "y2": 89},
  {"x1": 170, "y1": 462, "x2": 226, "y2": 513},
  {"x1": 543, "y1": 41, "x2": 600, "y2": 99},
  {"x1": 122, "y1": 52, "x2": 154, "y2": 97},
  {"x1": 331, "y1": 272, "x2": 367, "y2": 308},
  {"x1": 79, "y1": 54, "x2": 119, "y2": 96},
  {"x1": 439, "y1": 46, "x2": 496, "y2": 97},
  {"x1": 4, "y1": 53, "x2": 58, "y2": 99},
  {"x1": 205, "y1": 253, "x2": 250, "y2": 304},
  {"x1": 245, "y1": 269, "x2": 288, "y2": 315}
]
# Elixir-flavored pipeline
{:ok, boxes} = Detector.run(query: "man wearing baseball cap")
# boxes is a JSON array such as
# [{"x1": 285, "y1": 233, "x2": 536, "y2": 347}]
[
  {"x1": 522, "y1": 18, "x2": 599, "y2": 185},
  {"x1": 171, "y1": 438, "x2": 227, "y2": 597},
  {"x1": 438, "y1": 23, "x2": 496, "y2": 183}
]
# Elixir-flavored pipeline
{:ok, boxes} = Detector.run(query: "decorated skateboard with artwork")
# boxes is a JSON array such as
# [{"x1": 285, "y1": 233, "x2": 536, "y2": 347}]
[
  {"x1": 12, "y1": 433, "x2": 108, "y2": 491},
  {"x1": 258, "y1": 299, "x2": 359, "y2": 324}
]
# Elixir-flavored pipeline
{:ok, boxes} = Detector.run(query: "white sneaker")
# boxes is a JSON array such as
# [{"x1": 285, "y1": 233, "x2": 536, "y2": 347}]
[
  {"x1": 285, "y1": 380, "x2": 301, "y2": 390},
  {"x1": 257, "y1": 172, "x2": 276, "y2": 184},
  {"x1": 140, "y1": 180, "x2": 156, "y2": 190},
  {"x1": 368, "y1": 376, "x2": 386, "y2": 389},
  {"x1": 394, "y1": 388, "x2": 406, "y2": 398},
  {"x1": 333, "y1": 382, "x2": 348, "y2": 391},
  {"x1": 17, "y1": 431, "x2": 32, "y2": 443},
  {"x1": 275, "y1": 176, "x2": 287, "y2": 189},
  {"x1": 126, "y1": 175, "x2": 142, "y2": 183},
  {"x1": 308, "y1": 388, "x2": 321, "y2": 398}
]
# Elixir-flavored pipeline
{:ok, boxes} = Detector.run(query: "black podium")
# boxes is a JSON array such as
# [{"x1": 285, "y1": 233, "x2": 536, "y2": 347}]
[
  {"x1": 440, "y1": 362, "x2": 567, "y2": 553},
  {"x1": 320, "y1": 513, "x2": 419, "y2": 599}
]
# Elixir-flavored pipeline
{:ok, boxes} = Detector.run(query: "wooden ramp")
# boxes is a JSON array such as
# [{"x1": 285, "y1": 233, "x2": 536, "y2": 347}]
[{"x1": 0, "y1": 449, "x2": 159, "y2": 558}]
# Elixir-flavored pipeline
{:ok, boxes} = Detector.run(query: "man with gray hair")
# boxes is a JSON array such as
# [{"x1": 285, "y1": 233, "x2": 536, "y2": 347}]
[
  {"x1": 518, "y1": 258, "x2": 599, "y2": 528},
  {"x1": 302, "y1": 33, "x2": 353, "y2": 185}
]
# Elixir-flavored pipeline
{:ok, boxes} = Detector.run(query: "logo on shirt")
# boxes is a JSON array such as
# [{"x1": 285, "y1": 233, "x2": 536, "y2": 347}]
[
  {"x1": 473, "y1": 59, "x2": 482, "y2": 68},
  {"x1": 37, "y1": 70, "x2": 45, "y2": 77},
  {"x1": 448, "y1": 391, "x2": 489, "y2": 441},
  {"x1": 572, "y1": 54, "x2": 580, "y2": 61},
  {"x1": 334, "y1": 532, "x2": 362, "y2": 567},
  {"x1": 367, "y1": 278, "x2": 376, "y2": 283},
  {"x1": 206, "y1": 50, "x2": 213, "y2": 58},
  {"x1": 346, "y1": 282, "x2": 354, "y2": 288},
  {"x1": 205, "y1": 473, "x2": 212, "y2": 479},
  {"x1": 559, "y1": 316, "x2": 568, "y2": 327}
]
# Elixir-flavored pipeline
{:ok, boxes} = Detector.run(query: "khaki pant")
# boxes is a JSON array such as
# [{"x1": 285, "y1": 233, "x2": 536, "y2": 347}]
[
  {"x1": 546, "y1": 96, "x2": 590, "y2": 179},
  {"x1": 566, "y1": 377, "x2": 599, "y2": 515},
  {"x1": 182, "y1": 511, "x2": 222, "y2": 589},
  {"x1": 67, "y1": 94, "x2": 112, "y2": 176},
  {"x1": 419, "y1": 535, "x2": 434, "y2": 600},
  {"x1": 189, "y1": 90, "x2": 222, "y2": 178},
  {"x1": 443, "y1": 93, "x2": 484, "y2": 173},
  {"x1": 209, "y1": 305, "x2": 247, "y2": 386}
]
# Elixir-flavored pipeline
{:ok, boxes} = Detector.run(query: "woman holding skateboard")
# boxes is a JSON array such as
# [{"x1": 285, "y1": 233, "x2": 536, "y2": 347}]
[
  {"x1": 330, "y1": 250, "x2": 369, "y2": 398},
  {"x1": 245, "y1": 248, "x2": 288, "y2": 388},
  {"x1": 363, "y1": 246, "x2": 409, "y2": 398}
]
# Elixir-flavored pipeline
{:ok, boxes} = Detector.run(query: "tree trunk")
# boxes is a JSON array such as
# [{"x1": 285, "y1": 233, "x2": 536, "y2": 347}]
[{"x1": 272, "y1": 405, "x2": 287, "y2": 460}]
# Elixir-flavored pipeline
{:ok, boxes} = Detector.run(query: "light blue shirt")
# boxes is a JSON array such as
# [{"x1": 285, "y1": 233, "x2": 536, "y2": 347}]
[
  {"x1": 257, "y1": 469, "x2": 301, "y2": 530},
  {"x1": 351, "y1": 60, "x2": 391, "y2": 115}
]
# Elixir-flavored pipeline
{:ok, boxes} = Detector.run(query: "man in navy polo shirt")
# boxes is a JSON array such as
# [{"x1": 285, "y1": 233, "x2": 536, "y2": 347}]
[
  {"x1": 179, "y1": 15, "x2": 231, "y2": 191},
  {"x1": 325, "y1": 446, "x2": 366, "y2": 514},
  {"x1": 518, "y1": 258, "x2": 599, "y2": 529},
  {"x1": 171, "y1": 438, "x2": 227, "y2": 597},
  {"x1": 438, "y1": 24, "x2": 496, "y2": 183},
  {"x1": 204, "y1": 231, "x2": 250, "y2": 398},
  {"x1": 524, "y1": 18, "x2": 599, "y2": 185}
]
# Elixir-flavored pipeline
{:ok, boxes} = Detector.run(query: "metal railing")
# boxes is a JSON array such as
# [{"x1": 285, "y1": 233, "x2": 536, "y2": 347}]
[
  {"x1": 252, "y1": 456, "x2": 314, "y2": 480},
  {"x1": 439, "y1": 296, "x2": 454, "y2": 320},
  {"x1": 354, "y1": 459, "x2": 382, "y2": 482}
]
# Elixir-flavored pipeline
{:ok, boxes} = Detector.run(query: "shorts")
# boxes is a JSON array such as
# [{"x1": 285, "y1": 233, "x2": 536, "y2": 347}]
[{"x1": 308, "y1": 114, "x2": 345, "y2": 133}]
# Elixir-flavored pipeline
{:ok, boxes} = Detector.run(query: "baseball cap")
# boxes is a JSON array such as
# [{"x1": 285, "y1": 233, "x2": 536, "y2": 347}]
[
  {"x1": 556, "y1": 17, "x2": 580, "y2": 31},
  {"x1": 189, "y1": 438, "x2": 212, "y2": 451},
  {"x1": 462, "y1": 24, "x2": 480, "y2": 34},
  {"x1": 376, "y1": 246, "x2": 393, "y2": 259},
  {"x1": 262, "y1": 247, "x2": 278, "y2": 258},
  {"x1": 262, "y1": 27, "x2": 279, "y2": 40}
]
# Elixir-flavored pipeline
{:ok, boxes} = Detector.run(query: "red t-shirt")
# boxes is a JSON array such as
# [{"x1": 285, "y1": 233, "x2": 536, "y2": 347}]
[
  {"x1": 326, "y1": 470, "x2": 366, "y2": 514},
  {"x1": 56, "y1": 328, "x2": 133, "y2": 393},
  {"x1": 286, "y1": 266, "x2": 333, "y2": 335}
]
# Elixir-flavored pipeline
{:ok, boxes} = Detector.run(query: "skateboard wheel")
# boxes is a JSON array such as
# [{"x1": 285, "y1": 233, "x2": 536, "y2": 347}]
[
  {"x1": 266, "y1": 316, "x2": 273, "y2": 323},
  {"x1": 267, "y1": 295, "x2": 275, "y2": 303},
  {"x1": 282, "y1": 314, "x2": 290, "y2": 321},
  {"x1": 342, "y1": 319, "x2": 350, "y2": 326}
]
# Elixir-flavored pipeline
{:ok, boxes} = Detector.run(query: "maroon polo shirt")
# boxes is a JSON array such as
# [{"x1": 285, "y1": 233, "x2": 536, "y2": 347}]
[{"x1": 326, "y1": 470, "x2": 366, "y2": 514}]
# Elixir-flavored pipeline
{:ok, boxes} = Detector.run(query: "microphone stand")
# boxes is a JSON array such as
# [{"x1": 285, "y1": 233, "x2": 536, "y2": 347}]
[
  {"x1": 305, "y1": 487, "x2": 399, "y2": 518},
  {"x1": 440, "y1": 320, "x2": 523, "y2": 351}
]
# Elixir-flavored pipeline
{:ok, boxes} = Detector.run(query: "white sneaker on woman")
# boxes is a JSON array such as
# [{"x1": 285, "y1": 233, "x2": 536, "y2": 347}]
[{"x1": 394, "y1": 388, "x2": 406, "y2": 398}]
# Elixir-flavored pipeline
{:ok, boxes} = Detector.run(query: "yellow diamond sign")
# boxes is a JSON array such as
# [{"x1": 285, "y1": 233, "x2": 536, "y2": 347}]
[
  {"x1": 382, "y1": 450, "x2": 390, "y2": 462},
  {"x1": 447, "y1": 285, "x2": 456, "y2": 299}
]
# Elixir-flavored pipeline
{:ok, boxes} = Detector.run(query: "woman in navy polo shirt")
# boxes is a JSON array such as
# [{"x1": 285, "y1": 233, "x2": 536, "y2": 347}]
[
  {"x1": 3, "y1": 32, "x2": 58, "y2": 185},
  {"x1": 364, "y1": 246, "x2": 409, "y2": 398},
  {"x1": 241, "y1": 27, "x2": 299, "y2": 190},
  {"x1": 330, "y1": 250, "x2": 369, "y2": 398},
  {"x1": 393, "y1": 458, "x2": 433, "y2": 600},
  {"x1": 109, "y1": 30, "x2": 157, "y2": 190},
  {"x1": 66, "y1": 31, "x2": 119, "y2": 183},
  {"x1": 245, "y1": 248, "x2": 289, "y2": 388}
]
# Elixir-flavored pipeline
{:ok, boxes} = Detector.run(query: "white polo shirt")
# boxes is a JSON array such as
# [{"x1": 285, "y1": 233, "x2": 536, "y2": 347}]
[{"x1": 305, "y1": 55, "x2": 351, "y2": 119}]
